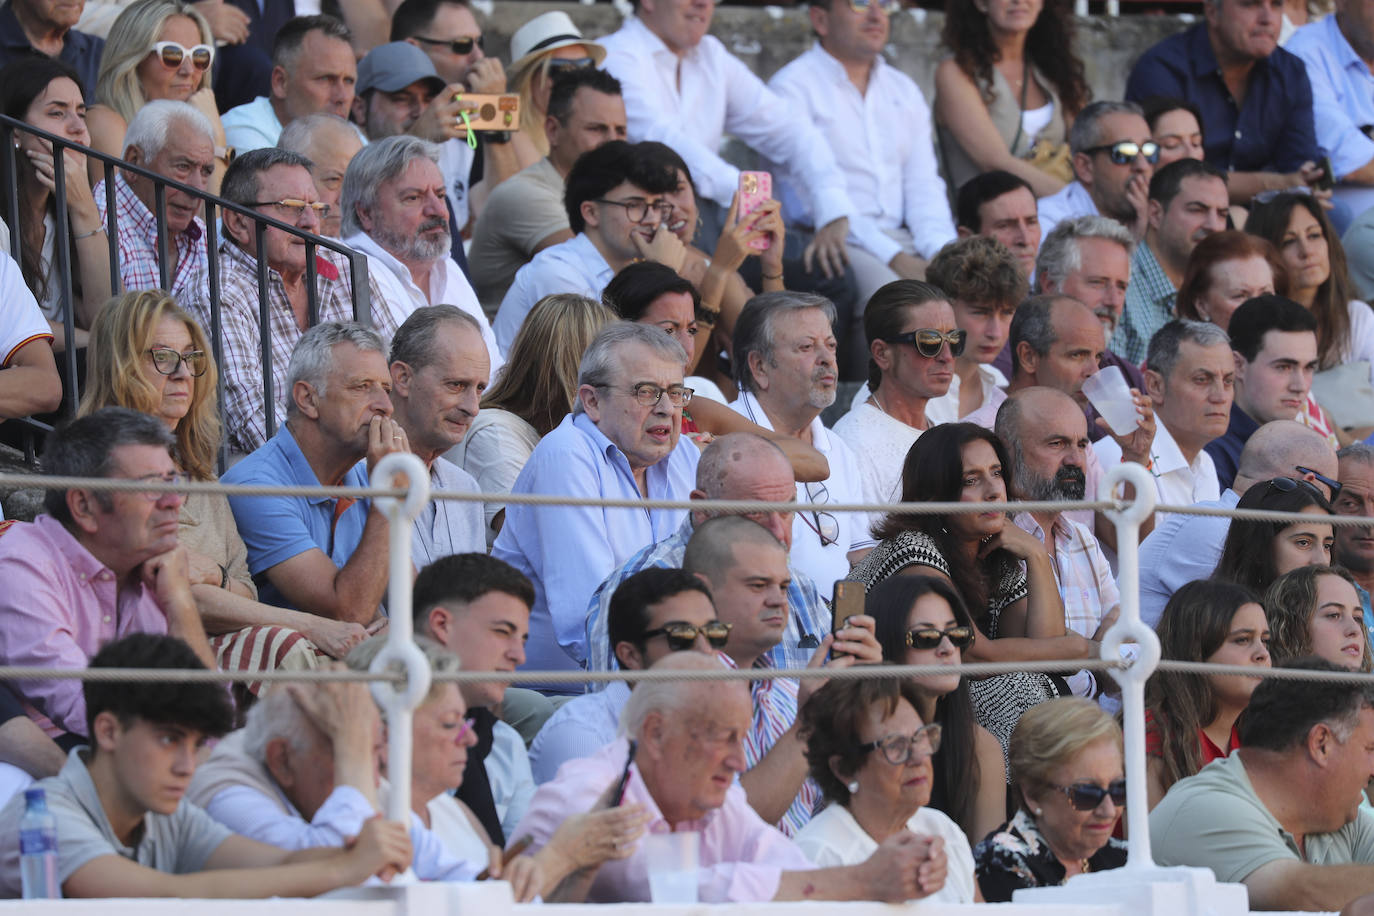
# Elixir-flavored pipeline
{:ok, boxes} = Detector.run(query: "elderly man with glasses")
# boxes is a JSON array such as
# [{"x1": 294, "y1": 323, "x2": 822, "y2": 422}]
[{"x1": 204, "y1": 147, "x2": 395, "y2": 455}]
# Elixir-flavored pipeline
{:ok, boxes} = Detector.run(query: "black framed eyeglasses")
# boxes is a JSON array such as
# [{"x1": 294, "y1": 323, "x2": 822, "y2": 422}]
[
  {"x1": 884, "y1": 328, "x2": 967, "y2": 358},
  {"x1": 546, "y1": 56, "x2": 596, "y2": 76},
  {"x1": 147, "y1": 347, "x2": 208, "y2": 377},
  {"x1": 413, "y1": 34, "x2": 484, "y2": 55},
  {"x1": 905, "y1": 625, "x2": 976, "y2": 650},
  {"x1": 595, "y1": 197, "x2": 675, "y2": 223},
  {"x1": 801, "y1": 480, "x2": 840, "y2": 547},
  {"x1": 641, "y1": 620, "x2": 733, "y2": 651},
  {"x1": 1050, "y1": 778, "x2": 1126, "y2": 811},
  {"x1": 1081, "y1": 140, "x2": 1160, "y2": 165},
  {"x1": 1267, "y1": 476, "x2": 1329, "y2": 501},
  {"x1": 859, "y1": 724, "x2": 943, "y2": 765},
  {"x1": 1296, "y1": 465, "x2": 1343, "y2": 500}
]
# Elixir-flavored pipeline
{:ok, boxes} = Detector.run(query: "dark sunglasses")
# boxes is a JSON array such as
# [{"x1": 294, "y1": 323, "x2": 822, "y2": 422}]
[
  {"x1": 905, "y1": 625, "x2": 975, "y2": 650},
  {"x1": 1081, "y1": 140, "x2": 1160, "y2": 165},
  {"x1": 547, "y1": 56, "x2": 596, "y2": 75},
  {"x1": 642, "y1": 620, "x2": 732, "y2": 651},
  {"x1": 413, "y1": 34, "x2": 484, "y2": 55},
  {"x1": 884, "y1": 328, "x2": 967, "y2": 358},
  {"x1": 1295, "y1": 465, "x2": 1343, "y2": 500},
  {"x1": 1267, "y1": 475, "x2": 1329, "y2": 501},
  {"x1": 1051, "y1": 778, "x2": 1127, "y2": 811},
  {"x1": 152, "y1": 40, "x2": 214, "y2": 71}
]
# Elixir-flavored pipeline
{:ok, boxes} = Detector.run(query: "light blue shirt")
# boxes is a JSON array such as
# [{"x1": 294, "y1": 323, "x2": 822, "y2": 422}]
[
  {"x1": 1139, "y1": 488, "x2": 1239, "y2": 629},
  {"x1": 221, "y1": 96, "x2": 283, "y2": 153},
  {"x1": 1035, "y1": 180, "x2": 1098, "y2": 250},
  {"x1": 1287, "y1": 15, "x2": 1374, "y2": 179},
  {"x1": 491, "y1": 412, "x2": 700, "y2": 690},
  {"x1": 493, "y1": 233, "x2": 613, "y2": 351},
  {"x1": 528, "y1": 681, "x2": 629, "y2": 784}
]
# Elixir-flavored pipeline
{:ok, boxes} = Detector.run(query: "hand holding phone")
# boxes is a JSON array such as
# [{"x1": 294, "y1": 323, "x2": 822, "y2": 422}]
[
  {"x1": 738, "y1": 171, "x2": 773, "y2": 251},
  {"x1": 831, "y1": 581, "x2": 865, "y2": 656}
]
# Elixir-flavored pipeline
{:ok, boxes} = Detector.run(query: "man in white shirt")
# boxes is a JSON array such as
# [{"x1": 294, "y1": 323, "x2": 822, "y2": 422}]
[
  {"x1": 730, "y1": 291, "x2": 872, "y2": 586},
  {"x1": 767, "y1": 0, "x2": 955, "y2": 304},
  {"x1": 598, "y1": 0, "x2": 860, "y2": 280},
  {"x1": 1095, "y1": 319, "x2": 1231, "y2": 510},
  {"x1": 221, "y1": 16, "x2": 357, "y2": 153},
  {"x1": 1037, "y1": 101, "x2": 1157, "y2": 245},
  {"x1": 493, "y1": 140, "x2": 678, "y2": 350},
  {"x1": 339, "y1": 134, "x2": 502, "y2": 379}
]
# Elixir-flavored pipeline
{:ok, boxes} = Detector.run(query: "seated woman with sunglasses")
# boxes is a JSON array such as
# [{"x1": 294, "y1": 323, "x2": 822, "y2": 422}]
[
  {"x1": 78, "y1": 290, "x2": 368, "y2": 699},
  {"x1": 848, "y1": 423, "x2": 1094, "y2": 755},
  {"x1": 86, "y1": 0, "x2": 228, "y2": 191},
  {"x1": 794, "y1": 676, "x2": 982, "y2": 902},
  {"x1": 867, "y1": 576, "x2": 1007, "y2": 845},
  {"x1": 834, "y1": 281, "x2": 965, "y2": 506},
  {"x1": 1214, "y1": 476, "x2": 1335, "y2": 598},
  {"x1": 1145, "y1": 579, "x2": 1271, "y2": 810},
  {"x1": 973, "y1": 697, "x2": 1127, "y2": 900}
]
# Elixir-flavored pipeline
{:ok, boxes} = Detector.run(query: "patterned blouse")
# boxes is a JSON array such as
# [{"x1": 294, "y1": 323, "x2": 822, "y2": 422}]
[{"x1": 973, "y1": 809, "x2": 1128, "y2": 902}]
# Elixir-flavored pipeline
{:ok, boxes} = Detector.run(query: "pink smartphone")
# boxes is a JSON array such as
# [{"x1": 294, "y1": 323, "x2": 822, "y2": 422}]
[{"x1": 738, "y1": 170, "x2": 773, "y2": 251}]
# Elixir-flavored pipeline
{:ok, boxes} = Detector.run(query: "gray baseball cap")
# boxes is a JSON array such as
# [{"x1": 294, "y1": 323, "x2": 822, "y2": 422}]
[{"x1": 356, "y1": 41, "x2": 446, "y2": 95}]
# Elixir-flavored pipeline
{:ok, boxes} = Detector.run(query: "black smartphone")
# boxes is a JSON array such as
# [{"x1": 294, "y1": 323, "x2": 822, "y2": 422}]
[
  {"x1": 1315, "y1": 156, "x2": 1335, "y2": 191},
  {"x1": 613, "y1": 739, "x2": 637, "y2": 806}
]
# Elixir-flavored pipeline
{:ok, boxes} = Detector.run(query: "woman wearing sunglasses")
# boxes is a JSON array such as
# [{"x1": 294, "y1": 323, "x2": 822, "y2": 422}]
[
  {"x1": 1214, "y1": 476, "x2": 1335, "y2": 597},
  {"x1": 848, "y1": 423, "x2": 1093, "y2": 755},
  {"x1": 974, "y1": 697, "x2": 1126, "y2": 900},
  {"x1": 505, "y1": 11, "x2": 607, "y2": 157},
  {"x1": 867, "y1": 576, "x2": 1007, "y2": 845},
  {"x1": 1145, "y1": 579, "x2": 1271, "y2": 810},
  {"x1": 794, "y1": 676, "x2": 982, "y2": 902},
  {"x1": 87, "y1": 0, "x2": 227, "y2": 191},
  {"x1": 933, "y1": 0, "x2": 1088, "y2": 197}
]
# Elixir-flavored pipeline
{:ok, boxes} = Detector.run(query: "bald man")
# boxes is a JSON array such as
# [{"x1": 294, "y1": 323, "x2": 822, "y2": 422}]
[{"x1": 1138, "y1": 420, "x2": 1339, "y2": 627}]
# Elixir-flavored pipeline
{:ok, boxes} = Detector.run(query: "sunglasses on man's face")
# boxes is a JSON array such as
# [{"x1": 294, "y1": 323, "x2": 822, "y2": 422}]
[
  {"x1": 1082, "y1": 140, "x2": 1160, "y2": 165},
  {"x1": 413, "y1": 34, "x2": 484, "y2": 55},
  {"x1": 1051, "y1": 778, "x2": 1127, "y2": 811},
  {"x1": 151, "y1": 40, "x2": 214, "y2": 71},
  {"x1": 642, "y1": 620, "x2": 733, "y2": 651},
  {"x1": 884, "y1": 328, "x2": 967, "y2": 359},
  {"x1": 905, "y1": 624, "x2": 976, "y2": 650}
]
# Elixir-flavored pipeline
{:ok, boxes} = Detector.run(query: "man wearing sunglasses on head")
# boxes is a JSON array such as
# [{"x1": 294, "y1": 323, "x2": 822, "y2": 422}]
[
  {"x1": 530, "y1": 567, "x2": 725, "y2": 783},
  {"x1": 1037, "y1": 101, "x2": 1158, "y2": 245},
  {"x1": 683, "y1": 515, "x2": 882, "y2": 838}
]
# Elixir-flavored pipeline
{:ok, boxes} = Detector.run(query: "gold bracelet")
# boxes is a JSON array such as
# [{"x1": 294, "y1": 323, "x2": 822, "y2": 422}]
[
  {"x1": 762, "y1": 271, "x2": 783, "y2": 281},
  {"x1": 73, "y1": 226, "x2": 104, "y2": 240}
]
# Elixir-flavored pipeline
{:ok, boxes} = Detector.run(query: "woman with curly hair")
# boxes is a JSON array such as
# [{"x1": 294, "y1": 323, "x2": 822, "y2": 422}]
[
  {"x1": 934, "y1": 0, "x2": 1089, "y2": 196},
  {"x1": 1264, "y1": 565, "x2": 1372, "y2": 671}
]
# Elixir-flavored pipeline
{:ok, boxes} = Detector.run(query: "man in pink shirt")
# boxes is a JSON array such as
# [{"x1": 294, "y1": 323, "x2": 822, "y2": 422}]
[
  {"x1": 0, "y1": 407, "x2": 215, "y2": 740},
  {"x1": 515, "y1": 652, "x2": 947, "y2": 904}
]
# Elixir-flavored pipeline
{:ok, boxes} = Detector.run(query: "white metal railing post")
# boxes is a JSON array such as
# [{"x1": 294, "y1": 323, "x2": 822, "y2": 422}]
[
  {"x1": 366, "y1": 453, "x2": 433, "y2": 825},
  {"x1": 1099, "y1": 462, "x2": 1160, "y2": 868}
]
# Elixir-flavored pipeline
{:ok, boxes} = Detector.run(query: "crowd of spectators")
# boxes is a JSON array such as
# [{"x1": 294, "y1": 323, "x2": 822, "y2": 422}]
[{"x1": 5, "y1": 0, "x2": 1374, "y2": 908}]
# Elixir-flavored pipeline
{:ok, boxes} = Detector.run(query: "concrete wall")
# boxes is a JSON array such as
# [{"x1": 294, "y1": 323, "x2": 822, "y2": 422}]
[{"x1": 477, "y1": 1, "x2": 1195, "y2": 104}]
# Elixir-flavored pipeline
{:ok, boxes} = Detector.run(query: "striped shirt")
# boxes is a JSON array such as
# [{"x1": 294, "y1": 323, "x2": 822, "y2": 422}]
[{"x1": 94, "y1": 174, "x2": 209, "y2": 311}]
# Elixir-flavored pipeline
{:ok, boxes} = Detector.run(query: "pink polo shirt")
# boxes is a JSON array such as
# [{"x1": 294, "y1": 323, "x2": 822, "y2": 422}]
[{"x1": 0, "y1": 515, "x2": 168, "y2": 737}]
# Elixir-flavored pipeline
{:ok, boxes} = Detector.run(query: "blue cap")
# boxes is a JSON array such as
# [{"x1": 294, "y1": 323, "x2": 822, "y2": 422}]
[{"x1": 356, "y1": 41, "x2": 447, "y2": 95}]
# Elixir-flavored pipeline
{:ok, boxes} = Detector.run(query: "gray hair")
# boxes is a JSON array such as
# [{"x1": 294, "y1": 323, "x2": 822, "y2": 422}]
[
  {"x1": 220, "y1": 147, "x2": 314, "y2": 207},
  {"x1": 123, "y1": 99, "x2": 213, "y2": 160},
  {"x1": 344, "y1": 634, "x2": 462, "y2": 712},
  {"x1": 731, "y1": 291, "x2": 837, "y2": 394},
  {"x1": 390, "y1": 304, "x2": 482, "y2": 370},
  {"x1": 43, "y1": 407, "x2": 175, "y2": 524},
  {"x1": 1338, "y1": 443, "x2": 1374, "y2": 467},
  {"x1": 285, "y1": 321, "x2": 387, "y2": 416},
  {"x1": 619, "y1": 652, "x2": 735, "y2": 738},
  {"x1": 1036, "y1": 215, "x2": 1135, "y2": 292},
  {"x1": 573, "y1": 321, "x2": 688, "y2": 416},
  {"x1": 1145, "y1": 319, "x2": 1231, "y2": 380},
  {"x1": 242, "y1": 685, "x2": 315, "y2": 760},
  {"x1": 341, "y1": 135, "x2": 442, "y2": 238},
  {"x1": 277, "y1": 113, "x2": 366, "y2": 158},
  {"x1": 1068, "y1": 100, "x2": 1146, "y2": 155},
  {"x1": 694, "y1": 432, "x2": 790, "y2": 496}
]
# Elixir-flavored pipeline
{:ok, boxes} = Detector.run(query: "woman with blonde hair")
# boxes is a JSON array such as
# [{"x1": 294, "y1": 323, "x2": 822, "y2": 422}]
[
  {"x1": 505, "y1": 11, "x2": 606, "y2": 158},
  {"x1": 86, "y1": 0, "x2": 228, "y2": 189},
  {"x1": 450, "y1": 293, "x2": 617, "y2": 545},
  {"x1": 79, "y1": 290, "x2": 371, "y2": 699}
]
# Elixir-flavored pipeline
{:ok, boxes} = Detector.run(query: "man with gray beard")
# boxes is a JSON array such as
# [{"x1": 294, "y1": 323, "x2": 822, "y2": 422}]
[
  {"x1": 728, "y1": 292, "x2": 873, "y2": 587},
  {"x1": 339, "y1": 134, "x2": 503, "y2": 381},
  {"x1": 996, "y1": 386, "x2": 1120, "y2": 700}
]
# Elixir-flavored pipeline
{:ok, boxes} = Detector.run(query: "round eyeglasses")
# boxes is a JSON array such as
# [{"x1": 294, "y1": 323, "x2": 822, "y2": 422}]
[{"x1": 858, "y1": 724, "x2": 943, "y2": 765}]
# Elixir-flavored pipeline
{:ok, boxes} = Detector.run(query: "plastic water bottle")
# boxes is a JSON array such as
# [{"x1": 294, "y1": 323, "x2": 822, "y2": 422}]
[{"x1": 19, "y1": 787, "x2": 60, "y2": 899}]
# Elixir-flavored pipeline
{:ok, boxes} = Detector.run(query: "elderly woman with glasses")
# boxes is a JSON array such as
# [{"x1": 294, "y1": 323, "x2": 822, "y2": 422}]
[
  {"x1": 795, "y1": 676, "x2": 982, "y2": 902},
  {"x1": 973, "y1": 697, "x2": 1127, "y2": 900}
]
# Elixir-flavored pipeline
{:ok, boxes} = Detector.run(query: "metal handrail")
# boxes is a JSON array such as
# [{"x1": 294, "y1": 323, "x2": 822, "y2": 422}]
[{"x1": 0, "y1": 113, "x2": 375, "y2": 471}]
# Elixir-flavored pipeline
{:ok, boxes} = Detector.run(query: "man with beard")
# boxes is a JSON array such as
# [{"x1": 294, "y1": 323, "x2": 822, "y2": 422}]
[
  {"x1": 339, "y1": 135, "x2": 502, "y2": 381},
  {"x1": 730, "y1": 291, "x2": 871, "y2": 588},
  {"x1": 387, "y1": 306, "x2": 487, "y2": 565},
  {"x1": 1332, "y1": 444, "x2": 1374, "y2": 639},
  {"x1": 996, "y1": 386, "x2": 1120, "y2": 699},
  {"x1": 1036, "y1": 101, "x2": 1157, "y2": 244}
]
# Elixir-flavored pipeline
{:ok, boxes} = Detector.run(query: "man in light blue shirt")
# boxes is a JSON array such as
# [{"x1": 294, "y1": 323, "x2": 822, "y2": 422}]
[
  {"x1": 493, "y1": 140, "x2": 678, "y2": 351},
  {"x1": 492, "y1": 322, "x2": 700, "y2": 692}
]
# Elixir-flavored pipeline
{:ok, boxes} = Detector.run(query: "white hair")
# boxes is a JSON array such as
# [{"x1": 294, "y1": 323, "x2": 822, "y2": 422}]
[{"x1": 123, "y1": 99, "x2": 213, "y2": 160}]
